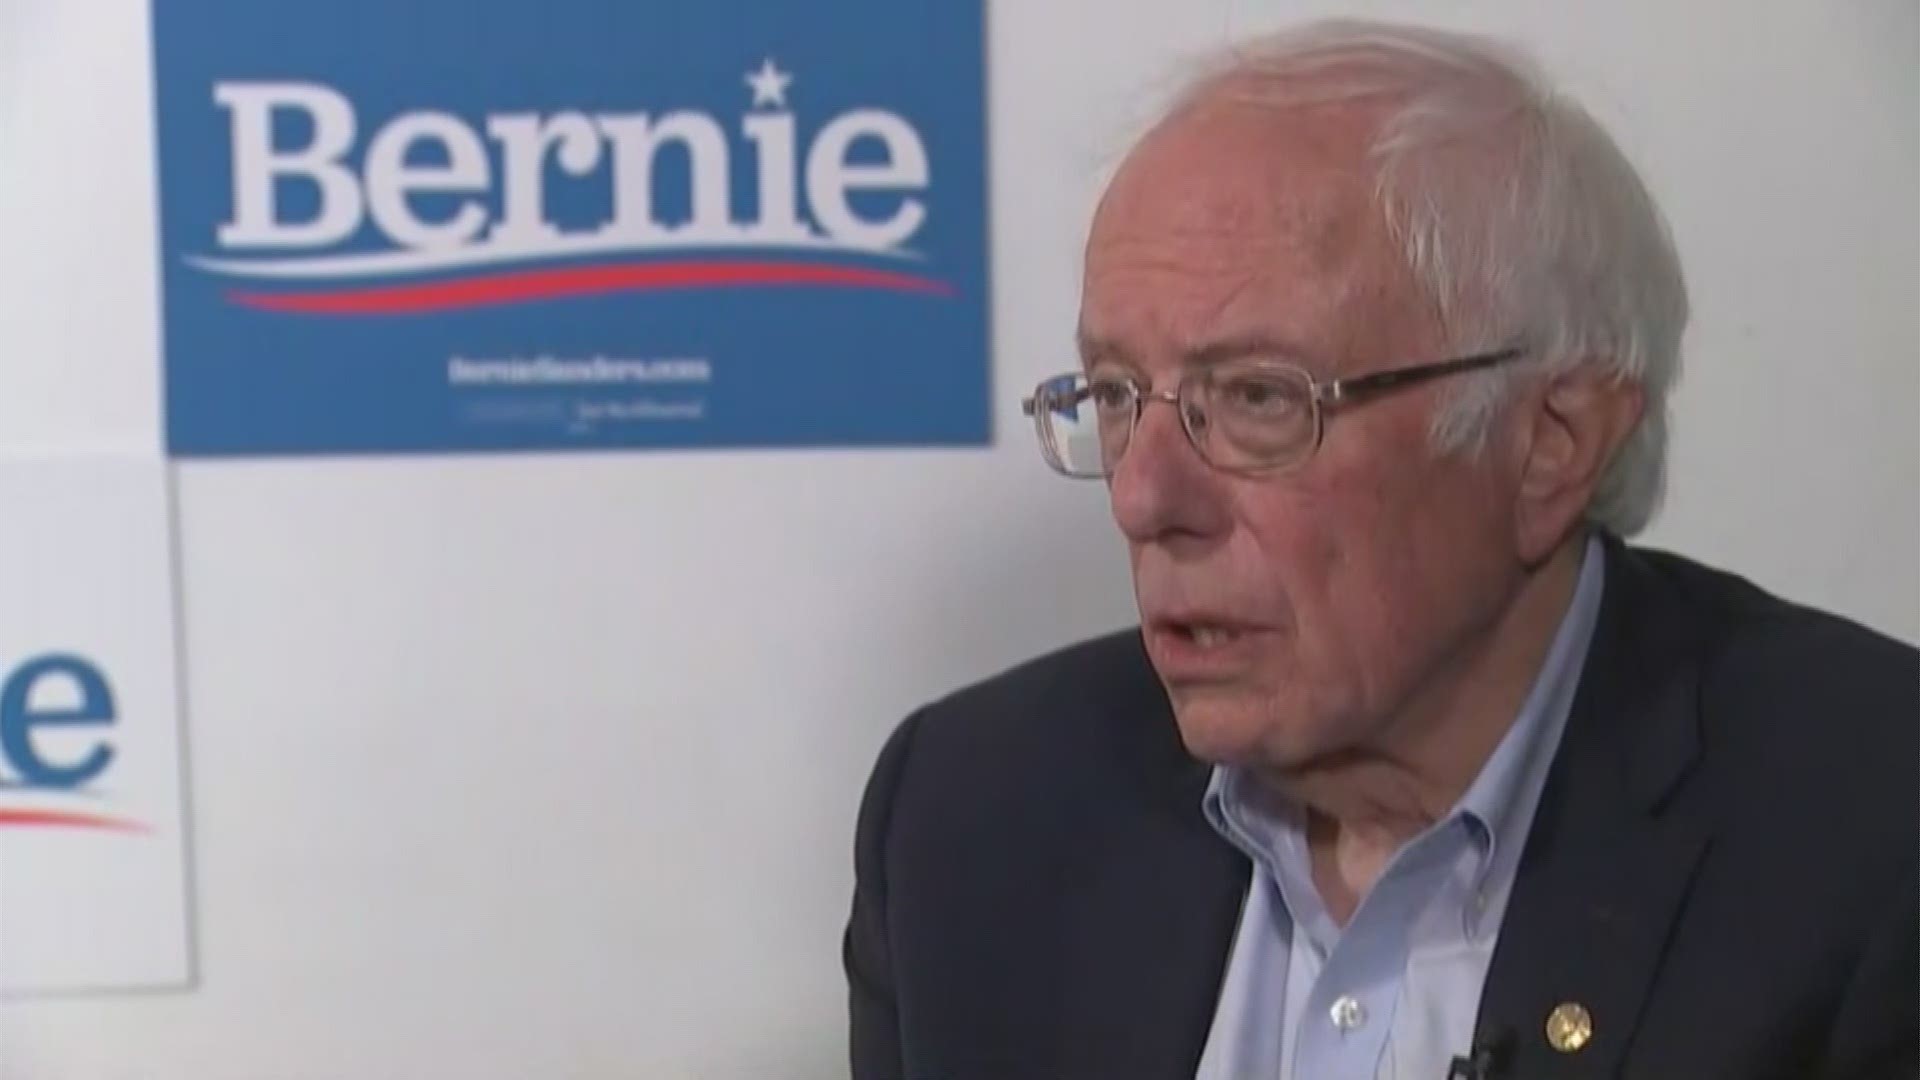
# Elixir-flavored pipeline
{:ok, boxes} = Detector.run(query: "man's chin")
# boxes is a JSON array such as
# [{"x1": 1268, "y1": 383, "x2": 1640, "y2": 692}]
[
  {"x1": 1167, "y1": 690, "x2": 1336, "y2": 771},
  {"x1": 1169, "y1": 696, "x2": 1276, "y2": 766}
]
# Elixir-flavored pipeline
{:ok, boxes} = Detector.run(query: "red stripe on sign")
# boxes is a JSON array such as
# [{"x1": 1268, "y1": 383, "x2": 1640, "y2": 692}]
[
  {"x1": 0, "y1": 808, "x2": 147, "y2": 832},
  {"x1": 226, "y1": 260, "x2": 959, "y2": 315}
]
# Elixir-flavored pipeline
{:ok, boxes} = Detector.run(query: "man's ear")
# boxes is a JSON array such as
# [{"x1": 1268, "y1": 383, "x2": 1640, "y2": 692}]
[{"x1": 1512, "y1": 365, "x2": 1644, "y2": 563}]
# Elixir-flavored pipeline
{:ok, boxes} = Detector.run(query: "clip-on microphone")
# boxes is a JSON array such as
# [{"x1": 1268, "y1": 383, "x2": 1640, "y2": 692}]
[{"x1": 1445, "y1": 1026, "x2": 1514, "y2": 1080}]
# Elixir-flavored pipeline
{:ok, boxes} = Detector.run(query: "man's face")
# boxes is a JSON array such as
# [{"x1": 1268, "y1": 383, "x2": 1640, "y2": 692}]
[{"x1": 1079, "y1": 99, "x2": 1528, "y2": 770}]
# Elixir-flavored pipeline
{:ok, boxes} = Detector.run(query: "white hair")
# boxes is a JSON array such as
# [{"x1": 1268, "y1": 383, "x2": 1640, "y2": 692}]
[{"x1": 1166, "y1": 20, "x2": 1688, "y2": 536}]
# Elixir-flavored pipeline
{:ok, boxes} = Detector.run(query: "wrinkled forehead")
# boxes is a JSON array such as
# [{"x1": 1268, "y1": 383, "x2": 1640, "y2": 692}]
[
  {"x1": 1080, "y1": 97, "x2": 1423, "y2": 369},
  {"x1": 1095, "y1": 96, "x2": 1388, "y2": 260}
]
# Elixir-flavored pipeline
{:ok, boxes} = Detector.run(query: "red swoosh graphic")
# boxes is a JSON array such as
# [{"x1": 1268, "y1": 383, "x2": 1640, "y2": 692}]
[
  {"x1": 226, "y1": 260, "x2": 958, "y2": 315},
  {"x1": 0, "y1": 808, "x2": 147, "y2": 833}
]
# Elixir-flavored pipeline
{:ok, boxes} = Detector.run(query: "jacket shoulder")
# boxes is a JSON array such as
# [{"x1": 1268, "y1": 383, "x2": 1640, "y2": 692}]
[
  {"x1": 1628, "y1": 546, "x2": 1918, "y2": 825},
  {"x1": 860, "y1": 628, "x2": 1185, "y2": 859},
  {"x1": 897, "y1": 629, "x2": 1170, "y2": 795},
  {"x1": 1630, "y1": 547, "x2": 1917, "y2": 722},
  {"x1": 923, "y1": 628, "x2": 1157, "y2": 732}
]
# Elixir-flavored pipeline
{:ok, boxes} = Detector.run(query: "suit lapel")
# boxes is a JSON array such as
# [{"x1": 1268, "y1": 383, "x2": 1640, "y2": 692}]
[
  {"x1": 1474, "y1": 541, "x2": 1715, "y2": 1078},
  {"x1": 1055, "y1": 796, "x2": 1250, "y2": 1078},
  {"x1": 1054, "y1": 632, "x2": 1251, "y2": 1079}
]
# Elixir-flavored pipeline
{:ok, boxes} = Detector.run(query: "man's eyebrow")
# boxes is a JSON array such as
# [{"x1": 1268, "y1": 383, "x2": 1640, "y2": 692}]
[
  {"x1": 1184, "y1": 335, "x2": 1317, "y2": 367},
  {"x1": 1075, "y1": 332, "x2": 1324, "y2": 372},
  {"x1": 1075, "y1": 333, "x2": 1127, "y2": 367}
]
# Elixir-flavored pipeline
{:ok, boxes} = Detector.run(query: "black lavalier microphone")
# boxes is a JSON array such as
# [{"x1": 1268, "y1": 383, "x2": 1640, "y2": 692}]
[{"x1": 1445, "y1": 1025, "x2": 1515, "y2": 1080}]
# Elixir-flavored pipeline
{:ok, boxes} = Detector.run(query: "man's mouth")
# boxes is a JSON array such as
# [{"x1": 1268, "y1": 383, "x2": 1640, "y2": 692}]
[
  {"x1": 1167, "y1": 621, "x2": 1249, "y2": 648},
  {"x1": 1145, "y1": 616, "x2": 1270, "y2": 674}
]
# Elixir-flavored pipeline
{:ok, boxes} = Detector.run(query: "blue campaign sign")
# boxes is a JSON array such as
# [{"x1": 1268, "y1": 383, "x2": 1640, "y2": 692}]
[{"x1": 150, "y1": 0, "x2": 989, "y2": 456}]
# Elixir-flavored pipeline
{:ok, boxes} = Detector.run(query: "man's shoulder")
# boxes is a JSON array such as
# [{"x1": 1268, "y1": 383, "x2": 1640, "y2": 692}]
[
  {"x1": 863, "y1": 628, "x2": 1190, "y2": 844},
  {"x1": 927, "y1": 628, "x2": 1157, "y2": 715},
  {"x1": 904, "y1": 628, "x2": 1166, "y2": 766},
  {"x1": 1619, "y1": 544, "x2": 1917, "y2": 811},
  {"x1": 1624, "y1": 544, "x2": 1917, "y2": 709}
]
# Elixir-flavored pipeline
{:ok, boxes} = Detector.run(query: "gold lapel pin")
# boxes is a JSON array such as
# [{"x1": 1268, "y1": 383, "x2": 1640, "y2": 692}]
[{"x1": 1546, "y1": 1002, "x2": 1594, "y2": 1053}]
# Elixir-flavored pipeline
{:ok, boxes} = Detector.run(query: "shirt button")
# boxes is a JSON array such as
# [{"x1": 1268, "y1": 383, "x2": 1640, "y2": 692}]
[{"x1": 1329, "y1": 994, "x2": 1367, "y2": 1032}]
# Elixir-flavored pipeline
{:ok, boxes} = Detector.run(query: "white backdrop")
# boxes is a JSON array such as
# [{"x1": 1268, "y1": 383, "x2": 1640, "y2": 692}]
[{"x1": 1, "y1": 0, "x2": 1914, "y2": 1077}]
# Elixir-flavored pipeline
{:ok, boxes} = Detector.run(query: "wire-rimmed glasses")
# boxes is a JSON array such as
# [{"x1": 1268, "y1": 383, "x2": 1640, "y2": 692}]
[{"x1": 1019, "y1": 347, "x2": 1527, "y2": 478}]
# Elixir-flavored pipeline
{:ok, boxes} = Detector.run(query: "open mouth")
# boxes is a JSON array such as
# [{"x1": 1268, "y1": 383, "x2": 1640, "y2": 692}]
[
  {"x1": 1166, "y1": 622, "x2": 1248, "y2": 648},
  {"x1": 1149, "y1": 614, "x2": 1268, "y2": 659}
]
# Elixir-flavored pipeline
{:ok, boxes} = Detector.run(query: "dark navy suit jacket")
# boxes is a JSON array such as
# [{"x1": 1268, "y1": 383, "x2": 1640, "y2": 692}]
[{"x1": 846, "y1": 541, "x2": 1919, "y2": 1079}]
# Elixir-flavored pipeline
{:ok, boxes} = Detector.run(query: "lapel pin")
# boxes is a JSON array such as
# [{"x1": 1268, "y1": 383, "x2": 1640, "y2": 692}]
[{"x1": 1546, "y1": 1002, "x2": 1594, "y2": 1053}]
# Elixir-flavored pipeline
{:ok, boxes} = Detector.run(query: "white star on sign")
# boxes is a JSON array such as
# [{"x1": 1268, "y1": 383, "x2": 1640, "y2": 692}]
[{"x1": 745, "y1": 58, "x2": 793, "y2": 109}]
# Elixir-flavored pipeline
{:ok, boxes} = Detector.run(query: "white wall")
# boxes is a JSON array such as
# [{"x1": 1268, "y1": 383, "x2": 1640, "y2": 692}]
[{"x1": 2, "y1": 0, "x2": 1914, "y2": 1077}]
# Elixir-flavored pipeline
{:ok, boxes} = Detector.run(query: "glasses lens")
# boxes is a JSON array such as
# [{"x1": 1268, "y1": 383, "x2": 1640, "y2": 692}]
[
  {"x1": 1192, "y1": 364, "x2": 1317, "y2": 469},
  {"x1": 1031, "y1": 373, "x2": 1133, "y2": 477}
]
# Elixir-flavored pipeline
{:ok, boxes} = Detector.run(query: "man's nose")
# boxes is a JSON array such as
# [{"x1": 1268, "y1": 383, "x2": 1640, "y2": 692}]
[{"x1": 1108, "y1": 395, "x2": 1232, "y2": 545}]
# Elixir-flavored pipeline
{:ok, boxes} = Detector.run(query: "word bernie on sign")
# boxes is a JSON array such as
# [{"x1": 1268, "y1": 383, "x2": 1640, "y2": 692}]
[{"x1": 200, "y1": 78, "x2": 932, "y2": 277}]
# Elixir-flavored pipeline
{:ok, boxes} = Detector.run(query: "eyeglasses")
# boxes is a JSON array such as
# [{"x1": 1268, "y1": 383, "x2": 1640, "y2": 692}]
[{"x1": 1020, "y1": 347, "x2": 1528, "y2": 478}]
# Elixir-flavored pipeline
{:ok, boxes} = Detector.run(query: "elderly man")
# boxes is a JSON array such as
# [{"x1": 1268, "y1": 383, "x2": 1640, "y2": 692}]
[{"x1": 844, "y1": 19, "x2": 1916, "y2": 1080}]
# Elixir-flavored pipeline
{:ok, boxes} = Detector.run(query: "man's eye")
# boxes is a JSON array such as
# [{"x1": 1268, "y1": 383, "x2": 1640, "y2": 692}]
[
  {"x1": 1088, "y1": 380, "x2": 1134, "y2": 410},
  {"x1": 1217, "y1": 375, "x2": 1303, "y2": 414}
]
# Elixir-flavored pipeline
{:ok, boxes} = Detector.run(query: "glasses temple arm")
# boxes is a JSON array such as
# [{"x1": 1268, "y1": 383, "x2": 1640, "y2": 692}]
[{"x1": 1323, "y1": 347, "x2": 1526, "y2": 404}]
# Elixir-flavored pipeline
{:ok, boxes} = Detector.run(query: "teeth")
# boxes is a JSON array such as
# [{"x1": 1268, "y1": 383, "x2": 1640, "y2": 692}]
[{"x1": 1191, "y1": 627, "x2": 1237, "y2": 647}]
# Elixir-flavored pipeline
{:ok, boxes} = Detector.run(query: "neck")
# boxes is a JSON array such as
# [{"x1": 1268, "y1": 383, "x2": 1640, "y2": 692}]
[
  {"x1": 1276, "y1": 534, "x2": 1588, "y2": 848},
  {"x1": 1278, "y1": 534, "x2": 1589, "y2": 924}
]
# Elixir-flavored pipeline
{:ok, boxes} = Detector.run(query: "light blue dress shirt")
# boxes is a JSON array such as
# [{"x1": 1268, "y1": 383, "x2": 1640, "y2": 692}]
[{"x1": 1194, "y1": 537, "x2": 1606, "y2": 1080}]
